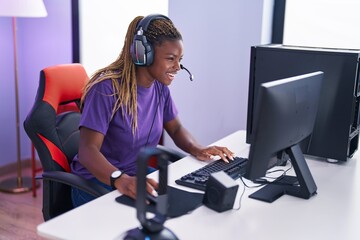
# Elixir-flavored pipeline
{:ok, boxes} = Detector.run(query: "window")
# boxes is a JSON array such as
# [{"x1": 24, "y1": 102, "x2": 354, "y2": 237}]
[{"x1": 282, "y1": 0, "x2": 360, "y2": 50}]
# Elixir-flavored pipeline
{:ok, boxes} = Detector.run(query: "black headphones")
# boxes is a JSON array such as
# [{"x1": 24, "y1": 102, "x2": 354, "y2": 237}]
[{"x1": 130, "y1": 14, "x2": 170, "y2": 66}]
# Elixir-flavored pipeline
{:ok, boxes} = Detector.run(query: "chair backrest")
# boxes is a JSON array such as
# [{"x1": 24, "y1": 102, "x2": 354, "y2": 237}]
[
  {"x1": 24, "y1": 63, "x2": 88, "y2": 172},
  {"x1": 24, "y1": 63, "x2": 89, "y2": 220}
]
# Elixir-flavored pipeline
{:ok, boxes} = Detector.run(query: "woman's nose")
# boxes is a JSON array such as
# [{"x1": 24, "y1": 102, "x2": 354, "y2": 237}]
[{"x1": 174, "y1": 61, "x2": 181, "y2": 71}]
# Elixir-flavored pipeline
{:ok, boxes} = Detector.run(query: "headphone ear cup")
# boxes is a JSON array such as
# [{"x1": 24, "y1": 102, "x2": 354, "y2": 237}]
[
  {"x1": 130, "y1": 14, "x2": 170, "y2": 66},
  {"x1": 131, "y1": 33, "x2": 154, "y2": 66}
]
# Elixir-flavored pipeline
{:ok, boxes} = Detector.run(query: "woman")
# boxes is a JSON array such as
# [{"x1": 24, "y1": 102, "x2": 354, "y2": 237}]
[{"x1": 71, "y1": 14, "x2": 234, "y2": 207}]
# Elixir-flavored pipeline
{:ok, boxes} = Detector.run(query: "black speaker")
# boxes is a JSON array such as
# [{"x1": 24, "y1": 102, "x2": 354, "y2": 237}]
[
  {"x1": 130, "y1": 14, "x2": 170, "y2": 66},
  {"x1": 203, "y1": 171, "x2": 239, "y2": 213}
]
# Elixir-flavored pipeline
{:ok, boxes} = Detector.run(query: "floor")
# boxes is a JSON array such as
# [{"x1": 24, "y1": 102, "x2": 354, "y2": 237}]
[{"x1": 0, "y1": 167, "x2": 45, "y2": 240}]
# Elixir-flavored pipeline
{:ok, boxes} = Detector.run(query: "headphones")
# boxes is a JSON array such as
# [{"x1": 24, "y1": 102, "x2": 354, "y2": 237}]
[{"x1": 130, "y1": 14, "x2": 170, "y2": 66}]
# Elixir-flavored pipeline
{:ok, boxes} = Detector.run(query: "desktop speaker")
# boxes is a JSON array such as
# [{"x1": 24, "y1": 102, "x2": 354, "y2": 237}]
[{"x1": 203, "y1": 171, "x2": 239, "y2": 213}]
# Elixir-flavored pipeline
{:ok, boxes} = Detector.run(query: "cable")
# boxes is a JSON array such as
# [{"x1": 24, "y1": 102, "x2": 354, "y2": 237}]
[
  {"x1": 232, "y1": 178, "x2": 246, "y2": 211},
  {"x1": 233, "y1": 161, "x2": 295, "y2": 210},
  {"x1": 253, "y1": 161, "x2": 297, "y2": 186},
  {"x1": 144, "y1": 82, "x2": 164, "y2": 148}
]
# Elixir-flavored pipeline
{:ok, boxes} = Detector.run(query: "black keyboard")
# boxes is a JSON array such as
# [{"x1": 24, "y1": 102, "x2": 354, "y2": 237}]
[{"x1": 175, "y1": 156, "x2": 248, "y2": 191}]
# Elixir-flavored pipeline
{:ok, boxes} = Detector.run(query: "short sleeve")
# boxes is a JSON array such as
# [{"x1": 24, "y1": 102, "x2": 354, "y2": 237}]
[{"x1": 79, "y1": 80, "x2": 115, "y2": 135}]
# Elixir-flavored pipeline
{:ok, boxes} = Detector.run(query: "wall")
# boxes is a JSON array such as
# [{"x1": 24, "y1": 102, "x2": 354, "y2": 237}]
[
  {"x1": 76, "y1": 0, "x2": 274, "y2": 153},
  {"x1": 165, "y1": 0, "x2": 273, "y2": 152},
  {"x1": 0, "y1": 0, "x2": 273, "y2": 167},
  {"x1": 0, "y1": 17, "x2": 14, "y2": 168},
  {"x1": 79, "y1": 0, "x2": 168, "y2": 76},
  {"x1": 0, "y1": 0, "x2": 72, "y2": 167}
]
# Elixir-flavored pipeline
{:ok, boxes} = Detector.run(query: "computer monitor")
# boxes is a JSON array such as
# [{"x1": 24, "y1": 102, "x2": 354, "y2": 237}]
[
  {"x1": 246, "y1": 44, "x2": 360, "y2": 162},
  {"x1": 243, "y1": 71, "x2": 324, "y2": 203}
]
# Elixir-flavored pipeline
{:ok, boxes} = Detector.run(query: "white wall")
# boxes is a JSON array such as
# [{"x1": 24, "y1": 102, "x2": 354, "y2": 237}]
[
  {"x1": 79, "y1": 0, "x2": 168, "y2": 76},
  {"x1": 78, "y1": 0, "x2": 274, "y2": 152},
  {"x1": 165, "y1": 0, "x2": 273, "y2": 151}
]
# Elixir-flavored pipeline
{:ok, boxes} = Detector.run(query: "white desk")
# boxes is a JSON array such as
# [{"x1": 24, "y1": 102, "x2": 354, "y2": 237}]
[{"x1": 37, "y1": 130, "x2": 360, "y2": 240}]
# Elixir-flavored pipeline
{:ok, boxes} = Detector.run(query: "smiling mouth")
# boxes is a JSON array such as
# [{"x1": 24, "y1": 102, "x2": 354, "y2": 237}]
[{"x1": 167, "y1": 73, "x2": 177, "y2": 81}]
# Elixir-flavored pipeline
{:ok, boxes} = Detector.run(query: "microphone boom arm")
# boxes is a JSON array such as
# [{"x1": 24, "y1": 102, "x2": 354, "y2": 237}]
[{"x1": 180, "y1": 64, "x2": 194, "y2": 81}]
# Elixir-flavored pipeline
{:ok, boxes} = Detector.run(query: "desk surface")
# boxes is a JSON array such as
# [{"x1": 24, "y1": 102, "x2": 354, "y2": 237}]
[{"x1": 37, "y1": 130, "x2": 360, "y2": 240}]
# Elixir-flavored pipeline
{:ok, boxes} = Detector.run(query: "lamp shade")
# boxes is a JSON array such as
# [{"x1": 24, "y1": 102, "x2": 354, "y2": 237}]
[{"x1": 0, "y1": 0, "x2": 47, "y2": 17}]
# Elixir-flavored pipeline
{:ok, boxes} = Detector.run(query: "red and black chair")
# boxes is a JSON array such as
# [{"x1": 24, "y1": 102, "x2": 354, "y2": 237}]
[
  {"x1": 24, "y1": 63, "x2": 186, "y2": 221},
  {"x1": 23, "y1": 63, "x2": 110, "y2": 221}
]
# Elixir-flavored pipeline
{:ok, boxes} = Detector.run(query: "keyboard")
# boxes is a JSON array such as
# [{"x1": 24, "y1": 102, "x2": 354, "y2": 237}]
[{"x1": 175, "y1": 156, "x2": 248, "y2": 191}]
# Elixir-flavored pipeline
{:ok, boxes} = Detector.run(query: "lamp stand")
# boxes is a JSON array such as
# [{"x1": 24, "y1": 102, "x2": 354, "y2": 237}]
[{"x1": 0, "y1": 17, "x2": 40, "y2": 194}]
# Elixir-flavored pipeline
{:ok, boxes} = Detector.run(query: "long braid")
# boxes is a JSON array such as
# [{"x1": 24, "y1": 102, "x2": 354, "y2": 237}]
[{"x1": 81, "y1": 15, "x2": 182, "y2": 135}]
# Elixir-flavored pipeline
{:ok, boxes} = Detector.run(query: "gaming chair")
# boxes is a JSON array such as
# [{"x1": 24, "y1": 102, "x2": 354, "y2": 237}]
[
  {"x1": 24, "y1": 63, "x2": 186, "y2": 220},
  {"x1": 23, "y1": 63, "x2": 110, "y2": 221}
]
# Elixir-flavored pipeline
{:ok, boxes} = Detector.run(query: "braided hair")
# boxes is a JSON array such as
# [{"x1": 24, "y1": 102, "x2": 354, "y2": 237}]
[{"x1": 81, "y1": 15, "x2": 182, "y2": 135}]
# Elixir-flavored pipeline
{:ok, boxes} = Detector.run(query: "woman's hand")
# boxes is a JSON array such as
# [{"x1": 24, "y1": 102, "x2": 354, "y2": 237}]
[
  {"x1": 192, "y1": 146, "x2": 235, "y2": 163},
  {"x1": 114, "y1": 174, "x2": 158, "y2": 200}
]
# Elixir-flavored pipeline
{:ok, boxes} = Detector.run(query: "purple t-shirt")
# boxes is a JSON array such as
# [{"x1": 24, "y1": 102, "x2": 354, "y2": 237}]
[{"x1": 71, "y1": 79, "x2": 178, "y2": 178}]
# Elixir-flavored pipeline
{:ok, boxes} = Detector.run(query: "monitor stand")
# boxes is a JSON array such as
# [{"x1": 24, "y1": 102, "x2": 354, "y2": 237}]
[{"x1": 249, "y1": 144, "x2": 317, "y2": 203}]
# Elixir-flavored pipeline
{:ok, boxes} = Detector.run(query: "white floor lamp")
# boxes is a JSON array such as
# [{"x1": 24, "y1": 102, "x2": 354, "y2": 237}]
[{"x1": 0, "y1": 0, "x2": 47, "y2": 193}]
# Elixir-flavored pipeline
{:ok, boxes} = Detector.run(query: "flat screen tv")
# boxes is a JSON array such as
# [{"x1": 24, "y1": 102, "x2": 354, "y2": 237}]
[{"x1": 244, "y1": 71, "x2": 324, "y2": 203}]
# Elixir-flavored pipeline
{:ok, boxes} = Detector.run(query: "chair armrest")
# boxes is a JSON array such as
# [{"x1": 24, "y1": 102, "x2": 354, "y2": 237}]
[
  {"x1": 42, "y1": 171, "x2": 110, "y2": 197},
  {"x1": 156, "y1": 145, "x2": 187, "y2": 163}
]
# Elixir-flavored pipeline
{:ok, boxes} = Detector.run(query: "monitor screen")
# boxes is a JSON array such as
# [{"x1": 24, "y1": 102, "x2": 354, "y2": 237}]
[{"x1": 244, "y1": 71, "x2": 324, "y2": 203}]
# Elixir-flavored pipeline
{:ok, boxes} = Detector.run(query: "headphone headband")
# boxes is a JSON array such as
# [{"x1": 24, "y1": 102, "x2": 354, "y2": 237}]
[{"x1": 136, "y1": 14, "x2": 170, "y2": 33}]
